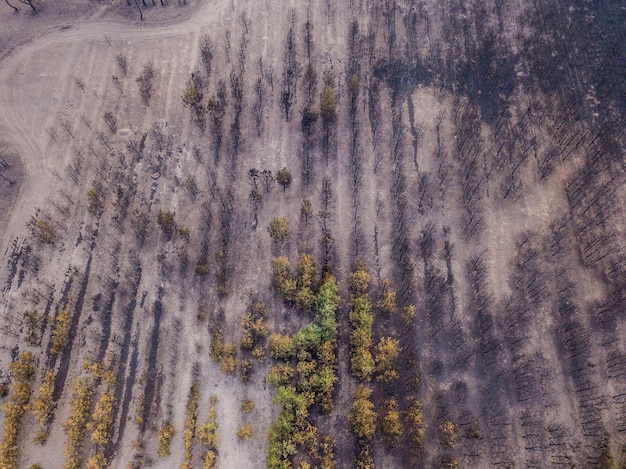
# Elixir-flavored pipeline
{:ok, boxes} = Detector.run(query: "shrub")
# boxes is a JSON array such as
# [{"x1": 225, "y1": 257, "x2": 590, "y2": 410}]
[
  {"x1": 440, "y1": 419, "x2": 458, "y2": 447},
  {"x1": 237, "y1": 424, "x2": 253, "y2": 440},
  {"x1": 377, "y1": 278, "x2": 396, "y2": 314},
  {"x1": 31, "y1": 369, "x2": 55, "y2": 426},
  {"x1": 241, "y1": 399, "x2": 254, "y2": 413},
  {"x1": 266, "y1": 363, "x2": 295, "y2": 388},
  {"x1": 158, "y1": 422, "x2": 176, "y2": 457},
  {"x1": 348, "y1": 385, "x2": 377, "y2": 439},
  {"x1": 268, "y1": 217, "x2": 291, "y2": 242},
  {"x1": 374, "y1": 337, "x2": 401, "y2": 383},
  {"x1": 381, "y1": 399, "x2": 403, "y2": 443},
  {"x1": 271, "y1": 257, "x2": 296, "y2": 301},
  {"x1": 406, "y1": 398, "x2": 425, "y2": 447},
  {"x1": 349, "y1": 297, "x2": 374, "y2": 381},
  {"x1": 182, "y1": 382, "x2": 200, "y2": 467},
  {"x1": 349, "y1": 266, "x2": 371, "y2": 297},
  {"x1": 51, "y1": 307, "x2": 71, "y2": 356},
  {"x1": 269, "y1": 334, "x2": 294, "y2": 360}
]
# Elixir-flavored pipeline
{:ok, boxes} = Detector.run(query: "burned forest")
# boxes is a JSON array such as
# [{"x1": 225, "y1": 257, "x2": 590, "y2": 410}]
[{"x1": 0, "y1": 0, "x2": 624, "y2": 468}]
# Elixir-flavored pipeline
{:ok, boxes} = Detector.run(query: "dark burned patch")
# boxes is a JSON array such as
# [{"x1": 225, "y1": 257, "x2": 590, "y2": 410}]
[{"x1": 0, "y1": 141, "x2": 24, "y2": 229}]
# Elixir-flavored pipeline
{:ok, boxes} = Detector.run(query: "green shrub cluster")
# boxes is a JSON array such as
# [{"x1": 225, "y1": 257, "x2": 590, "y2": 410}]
[
  {"x1": 271, "y1": 254, "x2": 318, "y2": 310},
  {"x1": 266, "y1": 276, "x2": 339, "y2": 468}
]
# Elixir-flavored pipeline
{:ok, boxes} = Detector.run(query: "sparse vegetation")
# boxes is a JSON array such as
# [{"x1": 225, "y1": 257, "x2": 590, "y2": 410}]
[
  {"x1": 136, "y1": 62, "x2": 155, "y2": 105},
  {"x1": 27, "y1": 210, "x2": 56, "y2": 244},
  {"x1": 0, "y1": 1, "x2": 625, "y2": 468}
]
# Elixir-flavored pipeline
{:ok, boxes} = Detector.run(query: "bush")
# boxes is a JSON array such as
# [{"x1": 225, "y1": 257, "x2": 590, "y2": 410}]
[
  {"x1": 349, "y1": 297, "x2": 374, "y2": 381},
  {"x1": 157, "y1": 422, "x2": 176, "y2": 457},
  {"x1": 440, "y1": 419, "x2": 458, "y2": 447},
  {"x1": 374, "y1": 337, "x2": 401, "y2": 383},
  {"x1": 402, "y1": 304, "x2": 417, "y2": 323},
  {"x1": 271, "y1": 257, "x2": 296, "y2": 301},
  {"x1": 349, "y1": 266, "x2": 371, "y2": 297},
  {"x1": 320, "y1": 82, "x2": 336, "y2": 124},
  {"x1": 241, "y1": 399, "x2": 255, "y2": 413},
  {"x1": 348, "y1": 385, "x2": 377, "y2": 439},
  {"x1": 89, "y1": 372, "x2": 116, "y2": 446},
  {"x1": 268, "y1": 217, "x2": 292, "y2": 242},
  {"x1": 381, "y1": 399, "x2": 403, "y2": 443},
  {"x1": 31, "y1": 369, "x2": 54, "y2": 425},
  {"x1": 198, "y1": 398, "x2": 218, "y2": 454},
  {"x1": 87, "y1": 188, "x2": 102, "y2": 214},
  {"x1": 406, "y1": 398, "x2": 425, "y2": 448},
  {"x1": 377, "y1": 278, "x2": 396, "y2": 314},
  {"x1": 182, "y1": 383, "x2": 200, "y2": 467},
  {"x1": 28, "y1": 210, "x2": 56, "y2": 244},
  {"x1": 266, "y1": 363, "x2": 295, "y2": 388},
  {"x1": 295, "y1": 253, "x2": 316, "y2": 310},
  {"x1": 236, "y1": 424, "x2": 253, "y2": 440}
]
